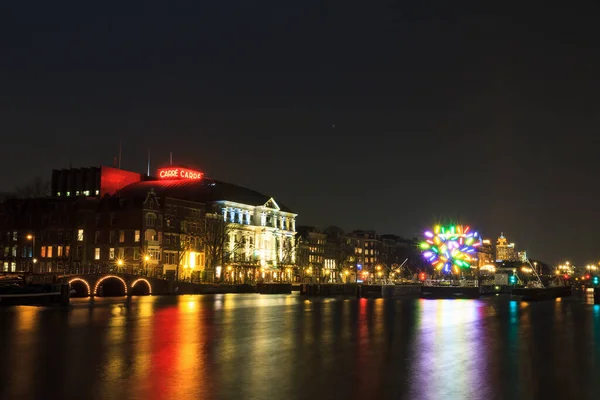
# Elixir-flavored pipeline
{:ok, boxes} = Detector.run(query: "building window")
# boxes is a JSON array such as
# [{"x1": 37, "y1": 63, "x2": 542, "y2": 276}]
[
  {"x1": 47, "y1": 246, "x2": 53, "y2": 258},
  {"x1": 3, "y1": 262, "x2": 7, "y2": 272},
  {"x1": 77, "y1": 229, "x2": 84, "y2": 241},
  {"x1": 133, "y1": 248, "x2": 140, "y2": 260},
  {"x1": 66, "y1": 191, "x2": 70, "y2": 196},
  {"x1": 238, "y1": 210, "x2": 243, "y2": 224},
  {"x1": 57, "y1": 192, "x2": 61, "y2": 196},
  {"x1": 95, "y1": 190, "x2": 100, "y2": 195},
  {"x1": 65, "y1": 246, "x2": 70, "y2": 257},
  {"x1": 95, "y1": 231, "x2": 100, "y2": 243},
  {"x1": 41, "y1": 246, "x2": 46, "y2": 258},
  {"x1": 57, "y1": 246, "x2": 63, "y2": 257},
  {"x1": 10, "y1": 262, "x2": 15, "y2": 272},
  {"x1": 94, "y1": 248, "x2": 100, "y2": 260},
  {"x1": 110, "y1": 214, "x2": 116, "y2": 226},
  {"x1": 135, "y1": 230, "x2": 140, "y2": 242},
  {"x1": 12, "y1": 231, "x2": 17, "y2": 241},
  {"x1": 146, "y1": 214, "x2": 156, "y2": 226},
  {"x1": 118, "y1": 248, "x2": 125, "y2": 259},
  {"x1": 109, "y1": 248, "x2": 115, "y2": 260},
  {"x1": 261, "y1": 213, "x2": 266, "y2": 227},
  {"x1": 119, "y1": 230, "x2": 125, "y2": 243}
]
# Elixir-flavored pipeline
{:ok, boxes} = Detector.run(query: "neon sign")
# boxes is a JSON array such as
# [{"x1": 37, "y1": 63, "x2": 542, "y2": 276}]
[{"x1": 157, "y1": 167, "x2": 203, "y2": 180}]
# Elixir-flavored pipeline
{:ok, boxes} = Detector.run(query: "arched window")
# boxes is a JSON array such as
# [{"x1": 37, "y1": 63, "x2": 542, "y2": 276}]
[{"x1": 145, "y1": 213, "x2": 157, "y2": 227}]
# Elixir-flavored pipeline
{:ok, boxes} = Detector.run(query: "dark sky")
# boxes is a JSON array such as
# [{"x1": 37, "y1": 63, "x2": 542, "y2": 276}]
[{"x1": 2, "y1": 1, "x2": 600, "y2": 265}]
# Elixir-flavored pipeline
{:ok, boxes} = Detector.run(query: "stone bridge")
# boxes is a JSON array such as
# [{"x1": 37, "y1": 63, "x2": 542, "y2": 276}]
[{"x1": 58, "y1": 273, "x2": 175, "y2": 297}]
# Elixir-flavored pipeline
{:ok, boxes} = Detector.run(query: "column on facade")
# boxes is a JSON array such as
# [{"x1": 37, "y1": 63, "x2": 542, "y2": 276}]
[{"x1": 291, "y1": 235, "x2": 296, "y2": 263}]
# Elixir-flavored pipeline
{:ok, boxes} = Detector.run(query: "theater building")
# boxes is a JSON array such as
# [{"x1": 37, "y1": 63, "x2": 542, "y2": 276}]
[{"x1": 0, "y1": 165, "x2": 297, "y2": 282}]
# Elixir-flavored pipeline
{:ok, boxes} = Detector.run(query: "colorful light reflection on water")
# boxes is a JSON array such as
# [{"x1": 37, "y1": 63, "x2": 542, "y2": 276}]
[{"x1": 1, "y1": 294, "x2": 600, "y2": 400}]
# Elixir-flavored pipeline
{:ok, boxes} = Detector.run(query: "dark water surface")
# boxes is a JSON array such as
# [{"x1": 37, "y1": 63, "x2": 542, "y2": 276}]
[{"x1": 1, "y1": 293, "x2": 600, "y2": 400}]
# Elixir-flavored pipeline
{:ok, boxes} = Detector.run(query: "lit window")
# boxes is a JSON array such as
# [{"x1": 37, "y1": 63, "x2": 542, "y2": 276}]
[
  {"x1": 65, "y1": 246, "x2": 70, "y2": 257},
  {"x1": 95, "y1": 190, "x2": 100, "y2": 195},
  {"x1": 76, "y1": 191, "x2": 80, "y2": 196},
  {"x1": 119, "y1": 230, "x2": 125, "y2": 243},
  {"x1": 77, "y1": 229, "x2": 84, "y2": 241},
  {"x1": 134, "y1": 230, "x2": 140, "y2": 242},
  {"x1": 57, "y1": 246, "x2": 63, "y2": 257},
  {"x1": 260, "y1": 213, "x2": 266, "y2": 226},
  {"x1": 12, "y1": 231, "x2": 17, "y2": 241},
  {"x1": 57, "y1": 192, "x2": 61, "y2": 197},
  {"x1": 133, "y1": 248, "x2": 140, "y2": 260},
  {"x1": 10, "y1": 262, "x2": 15, "y2": 272},
  {"x1": 66, "y1": 191, "x2": 70, "y2": 196},
  {"x1": 94, "y1": 248, "x2": 100, "y2": 260},
  {"x1": 109, "y1": 248, "x2": 115, "y2": 260},
  {"x1": 118, "y1": 248, "x2": 124, "y2": 259},
  {"x1": 3, "y1": 262, "x2": 7, "y2": 272},
  {"x1": 83, "y1": 190, "x2": 90, "y2": 196},
  {"x1": 41, "y1": 246, "x2": 46, "y2": 258},
  {"x1": 47, "y1": 246, "x2": 53, "y2": 258}
]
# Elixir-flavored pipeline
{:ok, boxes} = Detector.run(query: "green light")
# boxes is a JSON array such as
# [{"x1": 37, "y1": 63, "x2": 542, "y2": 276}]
[{"x1": 420, "y1": 242, "x2": 430, "y2": 250}]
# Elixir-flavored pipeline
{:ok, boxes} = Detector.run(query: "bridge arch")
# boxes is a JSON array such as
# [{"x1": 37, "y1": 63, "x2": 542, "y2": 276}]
[
  {"x1": 94, "y1": 275, "x2": 128, "y2": 296},
  {"x1": 131, "y1": 278, "x2": 152, "y2": 296},
  {"x1": 68, "y1": 278, "x2": 91, "y2": 297}
]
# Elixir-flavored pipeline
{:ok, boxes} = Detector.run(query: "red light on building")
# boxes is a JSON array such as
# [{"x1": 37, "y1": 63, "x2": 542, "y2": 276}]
[
  {"x1": 157, "y1": 167, "x2": 203, "y2": 180},
  {"x1": 563, "y1": 274, "x2": 570, "y2": 280},
  {"x1": 419, "y1": 272, "x2": 426, "y2": 281}
]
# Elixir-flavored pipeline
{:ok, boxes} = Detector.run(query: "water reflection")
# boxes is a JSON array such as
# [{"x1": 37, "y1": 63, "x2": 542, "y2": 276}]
[{"x1": 1, "y1": 295, "x2": 600, "y2": 400}]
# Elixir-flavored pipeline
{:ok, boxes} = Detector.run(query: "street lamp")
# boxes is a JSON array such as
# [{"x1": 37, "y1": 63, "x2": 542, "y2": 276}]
[
  {"x1": 117, "y1": 259, "x2": 124, "y2": 273},
  {"x1": 26, "y1": 234, "x2": 35, "y2": 272}
]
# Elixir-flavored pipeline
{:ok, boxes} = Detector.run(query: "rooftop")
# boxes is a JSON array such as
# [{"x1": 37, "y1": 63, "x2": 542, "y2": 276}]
[{"x1": 117, "y1": 178, "x2": 294, "y2": 213}]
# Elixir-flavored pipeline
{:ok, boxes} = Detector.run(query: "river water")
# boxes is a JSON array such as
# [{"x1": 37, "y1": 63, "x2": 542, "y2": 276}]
[{"x1": 1, "y1": 293, "x2": 600, "y2": 400}]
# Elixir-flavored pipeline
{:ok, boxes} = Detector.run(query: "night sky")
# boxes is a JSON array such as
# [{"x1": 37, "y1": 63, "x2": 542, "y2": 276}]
[{"x1": 2, "y1": 1, "x2": 600, "y2": 265}]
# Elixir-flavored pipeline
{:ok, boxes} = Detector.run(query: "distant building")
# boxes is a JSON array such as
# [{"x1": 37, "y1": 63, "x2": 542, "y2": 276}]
[
  {"x1": 518, "y1": 251, "x2": 528, "y2": 262},
  {"x1": 476, "y1": 239, "x2": 495, "y2": 267},
  {"x1": 297, "y1": 226, "x2": 337, "y2": 282},
  {"x1": 495, "y1": 233, "x2": 518, "y2": 262},
  {"x1": 345, "y1": 230, "x2": 380, "y2": 280}
]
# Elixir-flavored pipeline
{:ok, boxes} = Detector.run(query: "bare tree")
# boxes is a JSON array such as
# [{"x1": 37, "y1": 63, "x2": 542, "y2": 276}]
[
  {"x1": 277, "y1": 236, "x2": 296, "y2": 282},
  {"x1": 200, "y1": 214, "x2": 232, "y2": 282},
  {"x1": 325, "y1": 226, "x2": 354, "y2": 282},
  {"x1": 176, "y1": 223, "x2": 202, "y2": 281},
  {"x1": 13, "y1": 177, "x2": 50, "y2": 198}
]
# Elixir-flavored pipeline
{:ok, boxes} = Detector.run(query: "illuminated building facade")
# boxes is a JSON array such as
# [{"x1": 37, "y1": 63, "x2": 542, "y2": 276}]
[
  {"x1": 495, "y1": 233, "x2": 518, "y2": 262},
  {"x1": 476, "y1": 239, "x2": 495, "y2": 267},
  {"x1": 297, "y1": 227, "x2": 336, "y2": 282},
  {"x1": 0, "y1": 165, "x2": 297, "y2": 281},
  {"x1": 346, "y1": 230, "x2": 380, "y2": 280}
]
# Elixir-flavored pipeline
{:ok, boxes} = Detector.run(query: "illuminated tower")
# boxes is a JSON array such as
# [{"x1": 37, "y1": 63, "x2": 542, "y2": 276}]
[{"x1": 495, "y1": 233, "x2": 518, "y2": 262}]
